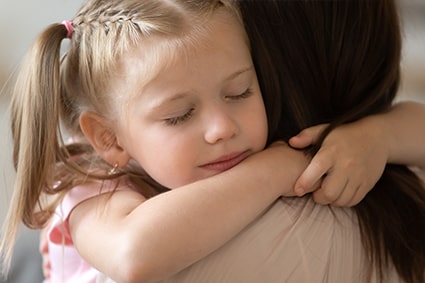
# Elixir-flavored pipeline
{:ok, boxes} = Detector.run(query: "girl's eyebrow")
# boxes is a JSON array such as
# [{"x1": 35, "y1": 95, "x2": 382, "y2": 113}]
[
  {"x1": 149, "y1": 66, "x2": 254, "y2": 111},
  {"x1": 146, "y1": 94, "x2": 190, "y2": 116},
  {"x1": 224, "y1": 66, "x2": 254, "y2": 82}
]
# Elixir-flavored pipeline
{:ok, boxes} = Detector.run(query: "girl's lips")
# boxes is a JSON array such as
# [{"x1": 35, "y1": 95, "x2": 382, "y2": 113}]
[{"x1": 200, "y1": 151, "x2": 250, "y2": 172}]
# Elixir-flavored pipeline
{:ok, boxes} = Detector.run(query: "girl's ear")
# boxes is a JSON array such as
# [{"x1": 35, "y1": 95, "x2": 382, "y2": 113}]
[{"x1": 79, "y1": 111, "x2": 130, "y2": 167}]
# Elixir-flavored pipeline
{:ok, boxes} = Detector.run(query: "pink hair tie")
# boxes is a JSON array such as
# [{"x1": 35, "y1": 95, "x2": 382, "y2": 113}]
[{"x1": 62, "y1": 20, "x2": 74, "y2": 39}]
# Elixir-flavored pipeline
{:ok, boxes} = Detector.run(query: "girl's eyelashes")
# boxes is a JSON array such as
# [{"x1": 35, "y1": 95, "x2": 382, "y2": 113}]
[
  {"x1": 164, "y1": 108, "x2": 195, "y2": 126},
  {"x1": 163, "y1": 89, "x2": 252, "y2": 126},
  {"x1": 224, "y1": 89, "x2": 253, "y2": 101}
]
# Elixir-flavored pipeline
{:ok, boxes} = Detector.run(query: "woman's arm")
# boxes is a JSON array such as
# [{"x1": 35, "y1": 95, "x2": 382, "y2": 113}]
[
  {"x1": 69, "y1": 143, "x2": 308, "y2": 283},
  {"x1": 289, "y1": 100, "x2": 425, "y2": 206}
]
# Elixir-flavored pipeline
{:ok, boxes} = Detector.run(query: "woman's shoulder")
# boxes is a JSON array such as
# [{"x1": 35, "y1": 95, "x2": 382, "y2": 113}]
[{"x1": 161, "y1": 197, "x2": 369, "y2": 283}]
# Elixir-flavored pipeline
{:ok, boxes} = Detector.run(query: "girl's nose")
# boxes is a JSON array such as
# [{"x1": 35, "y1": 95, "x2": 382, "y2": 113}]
[{"x1": 204, "y1": 109, "x2": 239, "y2": 144}]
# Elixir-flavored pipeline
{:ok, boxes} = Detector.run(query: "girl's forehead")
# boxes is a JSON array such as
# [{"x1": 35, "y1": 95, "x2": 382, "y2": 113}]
[
  {"x1": 108, "y1": 10, "x2": 251, "y2": 120},
  {"x1": 116, "y1": 9, "x2": 248, "y2": 92}
]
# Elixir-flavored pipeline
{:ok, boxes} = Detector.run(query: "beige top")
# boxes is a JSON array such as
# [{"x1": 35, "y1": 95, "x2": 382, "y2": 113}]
[
  {"x1": 99, "y1": 196, "x2": 401, "y2": 283},
  {"x1": 160, "y1": 196, "x2": 400, "y2": 283}
]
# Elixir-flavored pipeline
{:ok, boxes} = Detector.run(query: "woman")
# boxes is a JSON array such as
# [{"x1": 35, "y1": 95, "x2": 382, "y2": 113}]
[{"x1": 160, "y1": 1, "x2": 425, "y2": 282}]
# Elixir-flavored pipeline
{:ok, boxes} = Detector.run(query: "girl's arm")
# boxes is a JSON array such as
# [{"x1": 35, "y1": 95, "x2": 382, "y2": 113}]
[
  {"x1": 381, "y1": 101, "x2": 425, "y2": 167},
  {"x1": 69, "y1": 143, "x2": 308, "y2": 283},
  {"x1": 289, "y1": 101, "x2": 425, "y2": 206}
]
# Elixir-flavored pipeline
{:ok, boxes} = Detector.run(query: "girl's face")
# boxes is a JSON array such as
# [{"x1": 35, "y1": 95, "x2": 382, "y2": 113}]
[{"x1": 114, "y1": 13, "x2": 268, "y2": 189}]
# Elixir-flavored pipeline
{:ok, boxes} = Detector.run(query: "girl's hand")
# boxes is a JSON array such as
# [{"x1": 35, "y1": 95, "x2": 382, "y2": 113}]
[
  {"x1": 289, "y1": 121, "x2": 387, "y2": 207},
  {"x1": 267, "y1": 140, "x2": 319, "y2": 197}
]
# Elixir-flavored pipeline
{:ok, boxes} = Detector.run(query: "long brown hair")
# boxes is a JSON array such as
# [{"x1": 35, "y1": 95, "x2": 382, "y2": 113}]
[{"x1": 239, "y1": 1, "x2": 425, "y2": 282}]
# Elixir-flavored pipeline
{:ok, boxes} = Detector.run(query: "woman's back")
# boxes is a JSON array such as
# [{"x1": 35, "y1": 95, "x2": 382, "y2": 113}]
[
  {"x1": 161, "y1": 197, "x2": 400, "y2": 283},
  {"x1": 240, "y1": 0, "x2": 425, "y2": 282}
]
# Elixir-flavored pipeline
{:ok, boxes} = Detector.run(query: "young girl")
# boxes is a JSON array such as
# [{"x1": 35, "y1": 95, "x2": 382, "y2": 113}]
[{"x1": 1, "y1": 0, "x2": 424, "y2": 282}]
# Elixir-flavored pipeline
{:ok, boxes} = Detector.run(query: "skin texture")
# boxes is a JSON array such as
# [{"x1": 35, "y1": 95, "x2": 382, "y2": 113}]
[{"x1": 81, "y1": 13, "x2": 267, "y2": 190}]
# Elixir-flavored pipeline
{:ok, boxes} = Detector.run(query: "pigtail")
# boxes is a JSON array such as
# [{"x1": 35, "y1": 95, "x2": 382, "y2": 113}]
[{"x1": 0, "y1": 23, "x2": 69, "y2": 275}]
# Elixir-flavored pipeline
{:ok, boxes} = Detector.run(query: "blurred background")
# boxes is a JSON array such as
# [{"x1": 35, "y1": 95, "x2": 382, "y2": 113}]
[{"x1": 0, "y1": 0, "x2": 424, "y2": 282}]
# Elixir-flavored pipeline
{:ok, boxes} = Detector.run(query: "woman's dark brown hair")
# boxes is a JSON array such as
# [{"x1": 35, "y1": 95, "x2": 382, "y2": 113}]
[{"x1": 239, "y1": 1, "x2": 425, "y2": 282}]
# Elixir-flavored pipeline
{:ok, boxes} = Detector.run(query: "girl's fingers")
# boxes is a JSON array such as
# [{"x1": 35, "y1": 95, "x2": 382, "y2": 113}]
[
  {"x1": 289, "y1": 124, "x2": 327, "y2": 149},
  {"x1": 294, "y1": 151, "x2": 331, "y2": 196},
  {"x1": 311, "y1": 173, "x2": 347, "y2": 205},
  {"x1": 313, "y1": 179, "x2": 366, "y2": 207}
]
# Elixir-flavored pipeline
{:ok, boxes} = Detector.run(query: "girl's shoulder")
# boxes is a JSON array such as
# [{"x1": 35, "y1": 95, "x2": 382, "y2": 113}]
[
  {"x1": 62, "y1": 178, "x2": 134, "y2": 212},
  {"x1": 48, "y1": 177, "x2": 140, "y2": 243},
  {"x1": 53, "y1": 177, "x2": 139, "y2": 228}
]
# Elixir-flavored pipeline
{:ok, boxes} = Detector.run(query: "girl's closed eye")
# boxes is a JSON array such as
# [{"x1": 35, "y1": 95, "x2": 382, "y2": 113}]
[
  {"x1": 164, "y1": 108, "x2": 195, "y2": 126},
  {"x1": 225, "y1": 89, "x2": 253, "y2": 101}
]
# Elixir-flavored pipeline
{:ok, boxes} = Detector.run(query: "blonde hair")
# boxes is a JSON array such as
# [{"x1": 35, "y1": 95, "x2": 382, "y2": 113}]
[{"x1": 1, "y1": 0, "x2": 240, "y2": 275}]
